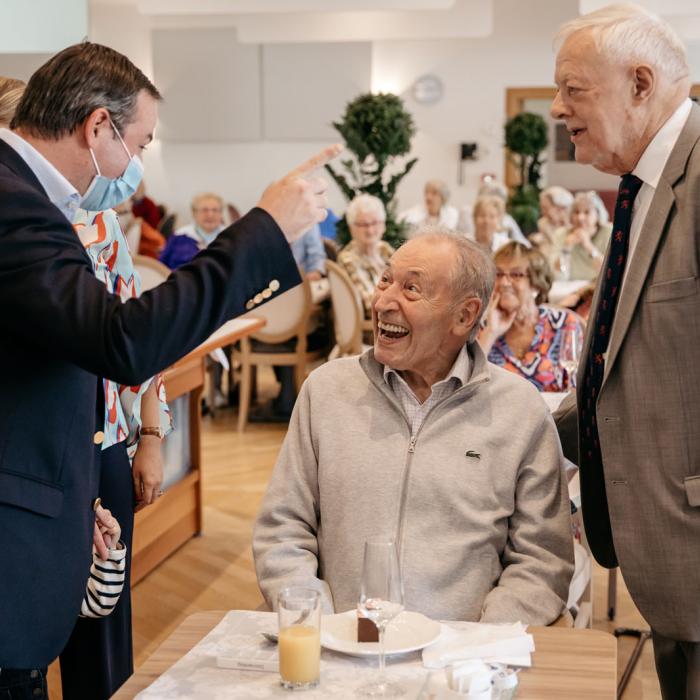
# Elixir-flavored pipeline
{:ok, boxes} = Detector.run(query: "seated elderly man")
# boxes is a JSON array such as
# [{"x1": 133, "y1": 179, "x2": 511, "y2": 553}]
[{"x1": 253, "y1": 229, "x2": 573, "y2": 624}]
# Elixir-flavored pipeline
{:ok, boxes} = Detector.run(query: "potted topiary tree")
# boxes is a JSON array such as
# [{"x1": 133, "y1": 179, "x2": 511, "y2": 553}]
[
  {"x1": 504, "y1": 111, "x2": 548, "y2": 234},
  {"x1": 325, "y1": 92, "x2": 417, "y2": 249}
]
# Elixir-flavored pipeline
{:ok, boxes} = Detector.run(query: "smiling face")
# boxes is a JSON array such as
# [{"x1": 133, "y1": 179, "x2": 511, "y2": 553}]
[
  {"x1": 424, "y1": 184, "x2": 444, "y2": 217},
  {"x1": 552, "y1": 30, "x2": 647, "y2": 175},
  {"x1": 474, "y1": 202, "x2": 502, "y2": 244},
  {"x1": 493, "y1": 252, "x2": 534, "y2": 315},
  {"x1": 372, "y1": 238, "x2": 476, "y2": 385},
  {"x1": 570, "y1": 198, "x2": 599, "y2": 233},
  {"x1": 192, "y1": 196, "x2": 224, "y2": 234},
  {"x1": 349, "y1": 208, "x2": 385, "y2": 249}
]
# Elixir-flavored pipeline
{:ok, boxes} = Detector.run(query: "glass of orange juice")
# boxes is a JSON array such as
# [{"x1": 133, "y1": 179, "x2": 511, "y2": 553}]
[{"x1": 278, "y1": 587, "x2": 321, "y2": 690}]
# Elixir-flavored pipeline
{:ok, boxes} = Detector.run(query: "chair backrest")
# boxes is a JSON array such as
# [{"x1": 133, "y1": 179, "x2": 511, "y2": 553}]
[
  {"x1": 243, "y1": 269, "x2": 313, "y2": 344},
  {"x1": 133, "y1": 254, "x2": 170, "y2": 291},
  {"x1": 158, "y1": 213, "x2": 177, "y2": 238},
  {"x1": 326, "y1": 260, "x2": 363, "y2": 356}
]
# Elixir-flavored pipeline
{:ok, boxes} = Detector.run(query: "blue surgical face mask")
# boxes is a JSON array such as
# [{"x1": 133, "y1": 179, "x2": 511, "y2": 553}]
[{"x1": 80, "y1": 118, "x2": 144, "y2": 212}]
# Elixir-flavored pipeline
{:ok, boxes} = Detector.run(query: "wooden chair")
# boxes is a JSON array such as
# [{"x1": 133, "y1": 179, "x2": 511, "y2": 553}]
[
  {"x1": 133, "y1": 254, "x2": 170, "y2": 291},
  {"x1": 233, "y1": 272, "x2": 327, "y2": 432},
  {"x1": 325, "y1": 260, "x2": 373, "y2": 360}
]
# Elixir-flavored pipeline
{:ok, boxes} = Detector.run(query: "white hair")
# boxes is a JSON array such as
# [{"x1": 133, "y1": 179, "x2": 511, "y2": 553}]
[
  {"x1": 555, "y1": 3, "x2": 689, "y2": 83},
  {"x1": 572, "y1": 191, "x2": 610, "y2": 226},
  {"x1": 425, "y1": 179, "x2": 450, "y2": 203},
  {"x1": 541, "y1": 185, "x2": 574, "y2": 210},
  {"x1": 346, "y1": 194, "x2": 386, "y2": 226}
]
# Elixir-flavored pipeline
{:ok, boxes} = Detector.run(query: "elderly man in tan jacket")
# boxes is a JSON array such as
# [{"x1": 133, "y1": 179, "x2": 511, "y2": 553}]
[{"x1": 254, "y1": 230, "x2": 573, "y2": 624}]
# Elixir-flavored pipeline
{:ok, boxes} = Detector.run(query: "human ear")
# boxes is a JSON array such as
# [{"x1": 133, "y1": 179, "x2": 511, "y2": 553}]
[
  {"x1": 455, "y1": 297, "x2": 482, "y2": 338},
  {"x1": 632, "y1": 65, "x2": 655, "y2": 101},
  {"x1": 82, "y1": 107, "x2": 112, "y2": 149}
]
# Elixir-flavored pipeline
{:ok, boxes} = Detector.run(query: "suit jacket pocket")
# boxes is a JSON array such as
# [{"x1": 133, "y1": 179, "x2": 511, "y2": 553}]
[
  {"x1": 684, "y1": 475, "x2": 700, "y2": 507},
  {"x1": 0, "y1": 469, "x2": 64, "y2": 517},
  {"x1": 645, "y1": 276, "x2": 698, "y2": 303}
]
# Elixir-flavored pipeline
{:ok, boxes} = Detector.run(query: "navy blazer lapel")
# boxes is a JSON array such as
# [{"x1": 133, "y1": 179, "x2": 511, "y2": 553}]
[
  {"x1": 0, "y1": 138, "x2": 48, "y2": 197},
  {"x1": 603, "y1": 104, "x2": 700, "y2": 387}
]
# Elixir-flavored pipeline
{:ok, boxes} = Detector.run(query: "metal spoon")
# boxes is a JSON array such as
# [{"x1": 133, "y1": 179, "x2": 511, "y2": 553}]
[{"x1": 260, "y1": 609, "x2": 312, "y2": 645}]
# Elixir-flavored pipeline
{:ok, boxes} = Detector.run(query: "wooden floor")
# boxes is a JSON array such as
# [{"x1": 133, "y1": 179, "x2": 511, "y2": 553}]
[{"x1": 48, "y1": 374, "x2": 662, "y2": 699}]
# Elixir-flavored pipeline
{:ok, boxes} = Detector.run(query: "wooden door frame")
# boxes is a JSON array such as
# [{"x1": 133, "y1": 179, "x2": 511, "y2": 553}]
[{"x1": 504, "y1": 84, "x2": 700, "y2": 189}]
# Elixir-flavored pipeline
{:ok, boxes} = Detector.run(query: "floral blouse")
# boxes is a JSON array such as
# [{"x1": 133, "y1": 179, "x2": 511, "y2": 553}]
[
  {"x1": 73, "y1": 209, "x2": 172, "y2": 458},
  {"x1": 488, "y1": 305, "x2": 584, "y2": 392}
]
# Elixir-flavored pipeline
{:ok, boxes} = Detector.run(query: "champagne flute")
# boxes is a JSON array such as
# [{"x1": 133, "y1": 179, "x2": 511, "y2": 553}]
[
  {"x1": 560, "y1": 327, "x2": 581, "y2": 388},
  {"x1": 356, "y1": 538, "x2": 405, "y2": 698}
]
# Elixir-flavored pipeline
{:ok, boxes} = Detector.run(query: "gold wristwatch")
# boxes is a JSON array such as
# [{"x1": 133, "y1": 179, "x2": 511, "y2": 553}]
[{"x1": 140, "y1": 426, "x2": 164, "y2": 439}]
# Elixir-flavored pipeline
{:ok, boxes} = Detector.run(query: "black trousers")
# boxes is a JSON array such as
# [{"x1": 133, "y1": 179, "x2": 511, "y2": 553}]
[
  {"x1": 0, "y1": 668, "x2": 48, "y2": 700},
  {"x1": 59, "y1": 441, "x2": 134, "y2": 700},
  {"x1": 652, "y1": 629, "x2": 700, "y2": 700}
]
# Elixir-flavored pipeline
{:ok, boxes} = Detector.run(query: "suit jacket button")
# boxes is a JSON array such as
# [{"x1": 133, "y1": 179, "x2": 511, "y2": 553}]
[
  {"x1": 269, "y1": 279, "x2": 280, "y2": 292},
  {"x1": 93, "y1": 431, "x2": 105, "y2": 445},
  {"x1": 245, "y1": 300, "x2": 255, "y2": 310},
  {"x1": 254, "y1": 293, "x2": 263, "y2": 304},
  {"x1": 262, "y1": 288, "x2": 272, "y2": 299}
]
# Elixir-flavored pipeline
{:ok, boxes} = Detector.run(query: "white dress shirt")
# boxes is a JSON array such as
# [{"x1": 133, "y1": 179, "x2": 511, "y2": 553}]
[
  {"x1": 625, "y1": 98, "x2": 693, "y2": 286},
  {"x1": 0, "y1": 127, "x2": 80, "y2": 222}
]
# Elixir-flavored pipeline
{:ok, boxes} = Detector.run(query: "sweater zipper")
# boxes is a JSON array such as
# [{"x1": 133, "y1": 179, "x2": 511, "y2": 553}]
[{"x1": 393, "y1": 380, "x2": 489, "y2": 557}]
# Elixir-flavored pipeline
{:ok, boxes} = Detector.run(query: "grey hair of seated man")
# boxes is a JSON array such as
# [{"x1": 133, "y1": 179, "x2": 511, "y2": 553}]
[
  {"x1": 541, "y1": 185, "x2": 574, "y2": 210},
  {"x1": 346, "y1": 193, "x2": 386, "y2": 226},
  {"x1": 409, "y1": 226, "x2": 495, "y2": 341}
]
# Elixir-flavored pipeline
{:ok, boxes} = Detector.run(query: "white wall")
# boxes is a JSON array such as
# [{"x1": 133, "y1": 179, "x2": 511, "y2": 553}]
[{"x1": 85, "y1": 1, "x2": 700, "y2": 224}]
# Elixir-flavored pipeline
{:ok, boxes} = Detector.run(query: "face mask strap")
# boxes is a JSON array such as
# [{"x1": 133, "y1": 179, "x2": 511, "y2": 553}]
[
  {"x1": 109, "y1": 117, "x2": 134, "y2": 160},
  {"x1": 89, "y1": 148, "x2": 101, "y2": 176}
]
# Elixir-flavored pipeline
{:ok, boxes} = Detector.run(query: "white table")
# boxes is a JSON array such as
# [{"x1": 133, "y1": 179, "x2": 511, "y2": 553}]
[{"x1": 115, "y1": 611, "x2": 617, "y2": 699}]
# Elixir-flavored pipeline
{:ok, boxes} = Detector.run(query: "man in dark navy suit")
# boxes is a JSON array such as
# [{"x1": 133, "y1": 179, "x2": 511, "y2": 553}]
[{"x1": 0, "y1": 42, "x2": 339, "y2": 695}]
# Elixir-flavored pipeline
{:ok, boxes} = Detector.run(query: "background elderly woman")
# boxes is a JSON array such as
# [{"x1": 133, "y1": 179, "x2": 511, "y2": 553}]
[
  {"x1": 400, "y1": 178, "x2": 459, "y2": 231},
  {"x1": 532, "y1": 185, "x2": 574, "y2": 253},
  {"x1": 478, "y1": 241, "x2": 584, "y2": 392},
  {"x1": 472, "y1": 194, "x2": 512, "y2": 252},
  {"x1": 553, "y1": 190, "x2": 611, "y2": 281},
  {"x1": 159, "y1": 191, "x2": 226, "y2": 269},
  {"x1": 337, "y1": 193, "x2": 394, "y2": 318}
]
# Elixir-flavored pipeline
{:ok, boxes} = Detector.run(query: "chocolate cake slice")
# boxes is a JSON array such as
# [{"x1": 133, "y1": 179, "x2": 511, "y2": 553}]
[{"x1": 357, "y1": 612, "x2": 379, "y2": 642}]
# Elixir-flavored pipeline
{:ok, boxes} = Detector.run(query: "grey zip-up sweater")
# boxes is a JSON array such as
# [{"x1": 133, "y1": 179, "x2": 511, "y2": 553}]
[{"x1": 253, "y1": 342, "x2": 573, "y2": 624}]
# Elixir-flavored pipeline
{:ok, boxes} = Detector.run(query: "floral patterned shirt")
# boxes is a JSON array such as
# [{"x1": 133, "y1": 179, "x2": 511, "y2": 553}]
[
  {"x1": 488, "y1": 305, "x2": 584, "y2": 392},
  {"x1": 74, "y1": 209, "x2": 172, "y2": 458}
]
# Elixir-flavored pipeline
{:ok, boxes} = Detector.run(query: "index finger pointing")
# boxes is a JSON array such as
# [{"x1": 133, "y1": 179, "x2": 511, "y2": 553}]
[{"x1": 288, "y1": 143, "x2": 343, "y2": 178}]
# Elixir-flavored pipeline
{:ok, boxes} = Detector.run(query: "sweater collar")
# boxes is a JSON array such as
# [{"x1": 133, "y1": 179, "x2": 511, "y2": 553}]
[{"x1": 360, "y1": 340, "x2": 491, "y2": 396}]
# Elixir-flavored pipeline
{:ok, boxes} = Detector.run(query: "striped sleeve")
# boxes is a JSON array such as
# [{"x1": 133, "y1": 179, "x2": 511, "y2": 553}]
[{"x1": 80, "y1": 543, "x2": 128, "y2": 618}]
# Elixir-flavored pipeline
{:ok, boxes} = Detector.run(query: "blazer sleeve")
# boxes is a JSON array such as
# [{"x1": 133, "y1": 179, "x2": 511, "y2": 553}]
[
  {"x1": 553, "y1": 390, "x2": 579, "y2": 465},
  {"x1": 0, "y1": 183, "x2": 300, "y2": 385}
]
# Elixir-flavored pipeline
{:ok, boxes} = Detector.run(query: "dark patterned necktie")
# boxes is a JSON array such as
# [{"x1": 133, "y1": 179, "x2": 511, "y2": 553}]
[{"x1": 578, "y1": 173, "x2": 643, "y2": 566}]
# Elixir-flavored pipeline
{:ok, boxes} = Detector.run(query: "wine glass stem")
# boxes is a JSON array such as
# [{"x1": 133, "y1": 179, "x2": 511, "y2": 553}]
[{"x1": 377, "y1": 624, "x2": 387, "y2": 682}]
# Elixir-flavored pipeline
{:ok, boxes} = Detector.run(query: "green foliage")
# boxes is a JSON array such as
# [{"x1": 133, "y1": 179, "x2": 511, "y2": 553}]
[
  {"x1": 504, "y1": 112, "x2": 548, "y2": 234},
  {"x1": 326, "y1": 92, "x2": 417, "y2": 249}
]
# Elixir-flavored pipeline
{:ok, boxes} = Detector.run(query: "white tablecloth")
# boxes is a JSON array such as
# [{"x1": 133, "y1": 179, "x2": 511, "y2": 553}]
[{"x1": 135, "y1": 611, "x2": 487, "y2": 699}]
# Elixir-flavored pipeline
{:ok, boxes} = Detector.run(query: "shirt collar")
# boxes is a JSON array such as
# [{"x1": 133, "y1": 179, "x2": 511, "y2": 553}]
[
  {"x1": 383, "y1": 343, "x2": 471, "y2": 393},
  {"x1": 0, "y1": 128, "x2": 80, "y2": 222},
  {"x1": 633, "y1": 98, "x2": 692, "y2": 188}
]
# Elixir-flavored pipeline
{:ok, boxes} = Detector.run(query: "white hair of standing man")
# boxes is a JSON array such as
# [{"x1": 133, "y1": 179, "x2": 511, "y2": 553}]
[
  {"x1": 345, "y1": 193, "x2": 386, "y2": 226},
  {"x1": 554, "y1": 3, "x2": 689, "y2": 85}
]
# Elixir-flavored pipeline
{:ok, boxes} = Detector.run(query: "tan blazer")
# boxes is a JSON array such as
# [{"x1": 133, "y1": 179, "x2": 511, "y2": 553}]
[{"x1": 556, "y1": 104, "x2": 700, "y2": 641}]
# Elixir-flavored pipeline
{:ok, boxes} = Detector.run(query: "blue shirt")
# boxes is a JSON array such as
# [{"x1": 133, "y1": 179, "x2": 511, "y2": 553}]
[{"x1": 290, "y1": 224, "x2": 326, "y2": 275}]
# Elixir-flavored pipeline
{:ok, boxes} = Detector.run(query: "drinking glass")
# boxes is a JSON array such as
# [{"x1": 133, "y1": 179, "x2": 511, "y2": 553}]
[
  {"x1": 560, "y1": 327, "x2": 581, "y2": 388},
  {"x1": 278, "y1": 587, "x2": 321, "y2": 690},
  {"x1": 356, "y1": 538, "x2": 405, "y2": 698}
]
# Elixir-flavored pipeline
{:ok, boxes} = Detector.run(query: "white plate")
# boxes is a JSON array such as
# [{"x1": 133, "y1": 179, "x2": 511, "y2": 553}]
[{"x1": 321, "y1": 610, "x2": 441, "y2": 657}]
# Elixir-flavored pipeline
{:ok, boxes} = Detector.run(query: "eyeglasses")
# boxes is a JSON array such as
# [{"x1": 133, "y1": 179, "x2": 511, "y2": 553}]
[
  {"x1": 495, "y1": 270, "x2": 528, "y2": 281},
  {"x1": 353, "y1": 220, "x2": 383, "y2": 229}
]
